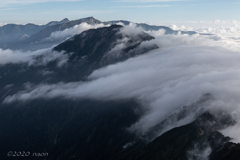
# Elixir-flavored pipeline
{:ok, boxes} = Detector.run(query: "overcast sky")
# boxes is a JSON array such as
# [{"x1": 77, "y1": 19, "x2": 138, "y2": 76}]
[{"x1": 0, "y1": 0, "x2": 239, "y2": 25}]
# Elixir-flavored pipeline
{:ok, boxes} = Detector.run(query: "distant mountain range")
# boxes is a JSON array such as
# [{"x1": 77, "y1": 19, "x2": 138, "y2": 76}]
[
  {"x1": 0, "y1": 17, "x2": 197, "y2": 51},
  {"x1": 0, "y1": 18, "x2": 70, "y2": 43}
]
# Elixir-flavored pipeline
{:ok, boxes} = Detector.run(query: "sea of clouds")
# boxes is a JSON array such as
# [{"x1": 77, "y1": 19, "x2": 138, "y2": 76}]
[{"x1": 2, "y1": 21, "x2": 240, "y2": 143}]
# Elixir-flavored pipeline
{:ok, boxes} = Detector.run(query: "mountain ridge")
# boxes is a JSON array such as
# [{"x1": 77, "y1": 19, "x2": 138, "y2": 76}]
[
  {"x1": 0, "y1": 17, "x2": 197, "y2": 51},
  {"x1": 0, "y1": 21, "x2": 240, "y2": 160},
  {"x1": 0, "y1": 18, "x2": 71, "y2": 43}
]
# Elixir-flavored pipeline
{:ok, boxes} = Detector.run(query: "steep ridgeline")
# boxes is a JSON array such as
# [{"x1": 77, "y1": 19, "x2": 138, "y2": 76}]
[
  {"x1": 53, "y1": 25, "x2": 158, "y2": 80},
  {"x1": 117, "y1": 111, "x2": 239, "y2": 160},
  {"x1": 1, "y1": 92, "x2": 239, "y2": 159},
  {"x1": 24, "y1": 17, "x2": 101, "y2": 43},
  {"x1": 0, "y1": 25, "x2": 156, "y2": 160},
  {"x1": 104, "y1": 20, "x2": 197, "y2": 35},
  {"x1": 0, "y1": 23, "x2": 46, "y2": 43},
  {"x1": 0, "y1": 17, "x2": 198, "y2": 51},
  {"x1": 0, "y1": 25, "x2": 157, "y2": 100},
  {"x1": 113, "y1": 94, "x2": 240, "y2": 160},
  {"x1": 46, "y1": 18, "x2": 70, "y2": 27},
  {"x1": 0, "y1": 18, "x2": 70, "y2": 43},
  {"x1": 0, "y1": 17, "x2": 102, "y2": 50}
]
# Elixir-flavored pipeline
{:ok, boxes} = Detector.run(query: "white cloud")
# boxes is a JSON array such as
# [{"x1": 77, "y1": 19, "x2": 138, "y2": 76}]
[
  {"x1": 47, "y1": 23, "x2": 110, "y2": 41},
  {"x1": 114, "y1": 0, "x2": 184, "y2": 2},
  {"x1": 232, "y1": 20, "x2": 238, "y2": 24},
  {"x1": 120, "y1": 5, "x2": 170, "y2": 8},
  {"x1": 0, "y1": 48, "x2": 68, "y2": 67},
  {"x1": 0, "y1": 23, "x2": 7, "y2": 26},
  {"x1": 169, "y1": 24, "x2": 187, "y2": 31},
  {"x1": 187, "y1": 143, "x2": 212, "y2": 160},
  {"x1": 4, "y1": 24, "x2": 240, "y2": 141},
  {"x1": 170, "y1": 24, "x2": 179, "y2": 30},
  {"x1": 0, "y1": 0, "x2": 83, "y2": 5},
  {"x1": 151, "y1": 20, "x2": 240, "y2": 31},
  {"x1": 5, "y1": 44, "x2": 240, "y2": 137},
  {"x1": 145, "y1": 29, "x2": 166, "y2": 37},
  {"x1": 220, "y1": 123, "x2": 240, "y2": 143},
  {"x1": 119, "y1": 24, "x2": 143, "y2": 36},
  {"x1": 214, "y1": 20, "x2": 221, "y2": 24}
]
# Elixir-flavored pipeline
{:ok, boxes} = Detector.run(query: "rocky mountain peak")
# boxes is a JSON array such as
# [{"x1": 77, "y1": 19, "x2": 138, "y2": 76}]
[{"x1": 60, "y1": 18, "x2": 70, "y2": 23}]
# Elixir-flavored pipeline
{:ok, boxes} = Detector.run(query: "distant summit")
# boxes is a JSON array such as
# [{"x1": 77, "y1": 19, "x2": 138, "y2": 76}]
[
  {"x1": 46, "y1": 18, "x2": 70, "y2": 26},
  {"x1": 60, "y1": 18, "x2": 70, "y2": 23}
]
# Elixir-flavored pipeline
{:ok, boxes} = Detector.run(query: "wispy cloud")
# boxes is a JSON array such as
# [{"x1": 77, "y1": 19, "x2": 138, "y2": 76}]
[
  {"x1": 0, "y1": 0, "x2": 83, "y2": 3},
  {"x1": 69, "y1": 10, "x2": 116, "y2": 15},
  {"x1": 0, "y1": 48, "x2": 69, "y2": 67},
  {"x1": 0, "y1": 7, "x2": 18, "y2": 11},
  {"x1": 114, "y1": 0, "x2": 185, "y2": 2},
  {"x1": 47, "y1": 22, "x2": 110, "y2": 41},
  {"x1": 0, "y1": 0, "x2": 83, "y2": 7},
  {"x1": 120, "y1": 4, "x2": 170, "y2": 8}
]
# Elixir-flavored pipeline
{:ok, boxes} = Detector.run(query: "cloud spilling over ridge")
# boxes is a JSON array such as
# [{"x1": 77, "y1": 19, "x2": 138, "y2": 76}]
[
  {"x1": 4, "y1": 24, "x2": 240, "y2": 140},
  {"x1": 119, "y1": 24, "x2": 143, "y2": 37},
  {"x1": 4, "y1": 45, "x2": 240, "y2": 136},
  {"x1": 187, "y1": 143, "x2": 212, "y2": 160},
  {"x1": 104, "y1": 24, "x2": 154, "y2": 58},
  {"x1": 0, "y1": 48, "x2": 68, "y2": 67},
  {"x1": 47, "y1": 23, "x2": 110, "y2": 41},
  {"x1": 220, "y1": 123, "x2": 240, "y2": 143}
]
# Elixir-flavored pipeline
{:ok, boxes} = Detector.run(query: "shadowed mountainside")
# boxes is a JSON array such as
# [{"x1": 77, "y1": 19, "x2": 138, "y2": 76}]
[{"x1": 0, "y1": 22, "x2": 240, "y2": 160}]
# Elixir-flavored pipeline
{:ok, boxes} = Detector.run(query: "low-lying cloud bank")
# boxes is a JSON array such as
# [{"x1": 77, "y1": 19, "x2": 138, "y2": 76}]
[
  {"x1": 3, "y1": 23, "x2": 240, "y2": 141},
  {"x1": 167, "y1": 23, "x2": 240, "y2": 51},
  {"x1": 4, "y1": 44, "x2": 240, "y2": 138},
  {"x1": 0, "y1": 48, "x2": 68, "y2": 67}
]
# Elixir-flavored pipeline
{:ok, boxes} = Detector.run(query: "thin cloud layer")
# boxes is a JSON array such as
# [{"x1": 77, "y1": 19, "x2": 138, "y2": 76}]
[
  {"x1": 115, "y1": 0, "x2": 183, "y2": 2},
  {"x1": 120, "y1": 5, "x2": 170, "y2": 8},
  {"x1": 0, "y1": 48, "x2": 68, "y2": 67},
  {"x1": 47, "y1": 23, "x2": 110, "y2": 41},
  {"x1": 0, "y1": 0, "x2": 83, "y2": 5}
]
